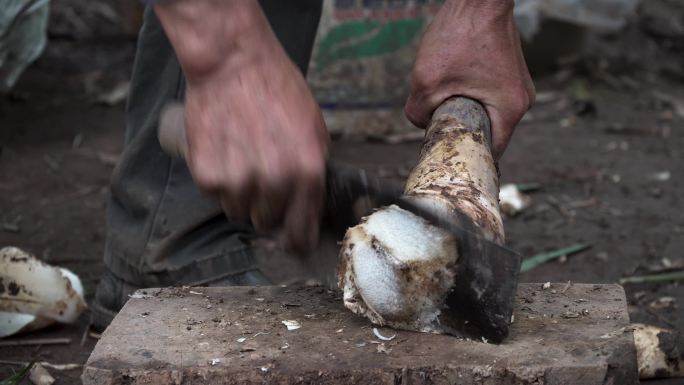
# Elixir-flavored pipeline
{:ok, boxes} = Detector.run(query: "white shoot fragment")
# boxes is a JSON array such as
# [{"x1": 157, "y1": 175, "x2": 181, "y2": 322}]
[
  {"x1": 281, "y1": 320, "x2": 301, "y2": 331},
  {"x1": 542, "y1": 282, "x2": 551, "y2": 290},
  {"x1": 0, "y1": 247, "x2": 87, "y2": 338},
  {"x1": 499, "y1": 184, "x2": 531, "y2": 216},
  {"x1": 128, "y1": 293, "x2": 150, "y2": 299},
  {"x1": 372, "y1": 328, "x2": 396, "y2": 341},
  {"x1": 29, "y1": 363, "x2": 55, "y2": 385},
  {"x1": 649, "y1": 171, "x2": 670, "y2": 182},
  {"x1": 236, "y1": 337, "x2": 247, "y2": 343},
  {"x1": 209, "y1": 358, "x2": 220, "y2": 366}
]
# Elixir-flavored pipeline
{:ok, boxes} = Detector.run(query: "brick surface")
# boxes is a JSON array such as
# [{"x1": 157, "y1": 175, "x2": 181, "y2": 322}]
[{"x1": 83, "y1": 283, "x2": 638, "y2": 384}]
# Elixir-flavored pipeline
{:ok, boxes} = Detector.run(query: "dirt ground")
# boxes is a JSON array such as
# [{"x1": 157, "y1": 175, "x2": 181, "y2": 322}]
[{"x1": 1, "y1": 1, "x2": 683, "y2": 384}]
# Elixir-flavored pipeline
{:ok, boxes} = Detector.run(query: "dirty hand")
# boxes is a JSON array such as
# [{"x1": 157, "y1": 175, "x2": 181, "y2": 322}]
[
  {"x1": 155, "y1": 1, "x2": 328, "y2": 250},
  {"x1": 405, "y1": 0, "x2": 535, "y2": 159}
]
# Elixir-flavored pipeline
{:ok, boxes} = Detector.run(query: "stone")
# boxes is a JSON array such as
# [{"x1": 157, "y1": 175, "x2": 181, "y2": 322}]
[{"x1": 82, "y1": 283, "x2": 638, "y2": 384}]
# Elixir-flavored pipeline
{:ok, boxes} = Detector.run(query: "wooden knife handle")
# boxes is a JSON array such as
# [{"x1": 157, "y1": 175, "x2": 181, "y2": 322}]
[{"x1": 158, "y1": 102, "x2": 188, "y2": 159}]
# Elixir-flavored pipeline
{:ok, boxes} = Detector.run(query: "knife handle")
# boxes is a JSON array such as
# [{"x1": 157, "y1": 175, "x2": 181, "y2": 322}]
[
  {"x1": 158, "y1": 102, "x2": 188, "y2": 159},
  {"x1": 158, "y1": 97, "x2": 494, "y2": 158}
]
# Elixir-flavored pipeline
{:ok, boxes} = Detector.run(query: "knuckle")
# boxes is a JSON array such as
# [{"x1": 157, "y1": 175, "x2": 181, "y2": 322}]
[
  {"x1": 225, "y1": 168, "x2": 253, "y2": 192},
  {"x1": 403, "y1": 100, "x2": 422, "y2": 127},
  {"x1": 508, "y1": 84, "x2": 534, "y2": 116},
  {"x1": 411, "y1": 62, "x2": 439, "y2": 93},
  {"x1": 298, "y1": 158, "x2": 325, "y2": 184},
  {"x1": 190, "y1": 162, "x2": 220, "y2": 190}
]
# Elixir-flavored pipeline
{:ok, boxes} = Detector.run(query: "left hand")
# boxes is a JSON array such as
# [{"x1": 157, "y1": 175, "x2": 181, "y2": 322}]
[{"x1": 405, "y1": 0, "x2": 535, "y2": 159}]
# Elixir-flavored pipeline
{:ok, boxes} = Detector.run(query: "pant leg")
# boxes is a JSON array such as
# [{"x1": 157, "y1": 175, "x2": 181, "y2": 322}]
[{"x1": 103, "y1": 1, "x2": 323, "y2": 288}]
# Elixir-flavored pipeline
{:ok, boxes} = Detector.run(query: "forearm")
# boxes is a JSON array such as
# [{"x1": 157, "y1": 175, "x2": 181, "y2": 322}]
[{"x1": 153, "y1": 0, "x2": 278, "y2": 81}]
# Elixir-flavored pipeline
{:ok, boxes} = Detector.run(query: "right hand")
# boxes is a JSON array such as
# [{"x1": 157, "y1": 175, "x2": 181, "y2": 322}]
[
  {"x1": 404, "y1": 0, "x2": 535, "y2": 160},
  {"x1": 155, "y1": 1, "x2": 329, "y2": 250}
]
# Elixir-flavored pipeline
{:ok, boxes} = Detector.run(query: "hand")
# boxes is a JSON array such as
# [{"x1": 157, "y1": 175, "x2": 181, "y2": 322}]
[
  {"x1": 405, "y1": 0, "x2": 535, "y2": 159},
  {"x1": 155, "y1": 1, "x2": 328, "y2": 250}
]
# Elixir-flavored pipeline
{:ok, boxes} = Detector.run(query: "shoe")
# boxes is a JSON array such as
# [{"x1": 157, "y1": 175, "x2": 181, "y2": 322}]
[{"x1": 90, "y1": 269, "x2": 141, "y2": 332}]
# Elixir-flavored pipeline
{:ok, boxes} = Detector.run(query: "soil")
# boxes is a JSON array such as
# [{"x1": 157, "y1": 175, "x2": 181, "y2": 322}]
[{"x1": 1, "y1": 1, "x2": 683, "y2": 383}]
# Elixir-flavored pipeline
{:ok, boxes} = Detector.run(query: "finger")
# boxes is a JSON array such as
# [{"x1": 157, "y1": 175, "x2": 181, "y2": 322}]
[
  {"x1": 404, "y1": 90, "x2": 432, "y2": 128},
  {"x1": 219, "y1": 154, "x2": 257, "y2": 221},
  {"x1": 219, "y1": 183, "x2": 253, "y2": 221},
  {"x1": 484, "y1": 106, "x2": 514, "y2": 161},
  {"x1": 249, "y1": 136, "x2": 295, "y2": 231},
  {"x1": 282, "y1": 167, "x2": 324, "y2": 252},
  {"x1": 250, "y1": 179, "x2": 291, "y2": 232}
]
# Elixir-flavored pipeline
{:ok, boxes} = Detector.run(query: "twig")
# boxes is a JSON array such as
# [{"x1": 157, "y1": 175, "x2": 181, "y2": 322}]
[
  {"x1": 0, "y1": 361, "x2": 81, "y2": 371},
  {"x1": 0, "y1": 338, "x2": 71, "y2": 347},
  {"x1": 89, "y1": 331, "x2": 101, "y2": 340},
  {"x1": 564, "y1": 198, "x2": 598, "y2": 210},
  {"x1": 80, "y1": 323, "x2": 90, "y2": 347},
  {"x1": 561, "y1": 280, "x2": 573, "y2": 293},
  {"x1": 619, "y1": 270, "x2": 684, "y2": 285},
  {"x1": 521, "y1": 244, "x2": 590, "y2": 273}
]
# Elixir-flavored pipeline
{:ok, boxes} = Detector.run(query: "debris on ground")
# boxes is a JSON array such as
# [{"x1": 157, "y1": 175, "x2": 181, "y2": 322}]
[
  {"x1": 649, "y1": 297, "x2": 676, "y2": 311},
  {"x1": 620, "y1": 270, "x2": 684, "y2": 285},
  {"x1": 521, "y1": 244, "x2": 591, "y2": 272},
  {"x1": 632, "y1": 323, "x2": 684, "y2": 379},
  {"x1": 375, "y1": 343, "x2": 391, "y2": 354},
  {"x1": 372, "y1": 328, "x2": 396, "y2": 341},
  {"x1": 95, "y1": 81, "x2": 130, "y2": 106},
  {"x1": 0, "y1": 337, "x2": 71, "y2": 347},
  {"x1": 0, "y1": 247, "x2": 87, "y2": 338},
  {"x1": 28, "y1": 363, "x2": 54, "y2": 385},
  {"x1": 0, "y1": 361, "x2": 80, "y2": 371},
  {"x1": 648, "y1": 170, "x2": 671, "y2": 182},
  {"x1": 499, "y1": 183, "x2": 532, "y2": 216},
  {"x1": 0, "y1": 360, "x2": 34, "y2": 385},
  {"x1": 281, "y1": 320, "x2": 301, "y2": 331}
]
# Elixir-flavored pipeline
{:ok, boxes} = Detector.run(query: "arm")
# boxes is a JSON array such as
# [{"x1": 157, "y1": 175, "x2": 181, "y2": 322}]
[
  {"x1": 154, "y1": 0, "x2": 328, "y2": 249},
  {"x1": 405, "y1": 0, "x2": 535, "y2": 159}
]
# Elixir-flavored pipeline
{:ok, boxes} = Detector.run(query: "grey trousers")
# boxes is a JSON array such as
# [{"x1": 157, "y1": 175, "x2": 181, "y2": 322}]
[{"x1": 103, "y1": 2, "x2": 323, "y2": 288}]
